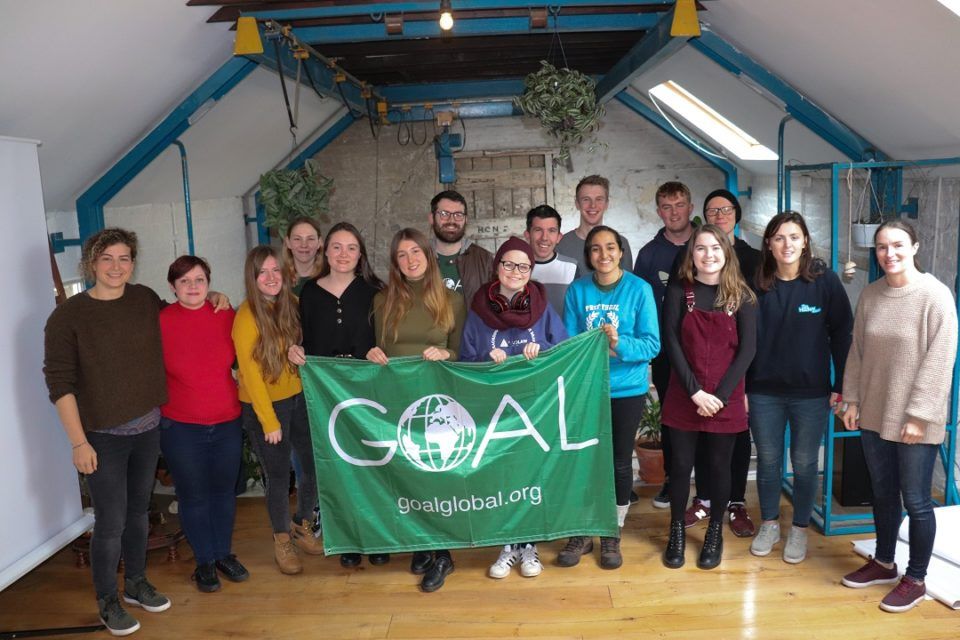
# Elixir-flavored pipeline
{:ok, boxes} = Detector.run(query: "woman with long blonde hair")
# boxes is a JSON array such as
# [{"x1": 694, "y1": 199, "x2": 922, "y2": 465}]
[
  {"x1": 366, "y1": 227, "x2": 466, "y2": 592},
  {"x1": 233, "y1": 245, "x2": 323, "y2": 576},
  {"x1": 661, "y1": 224, "x2": 757, "y2": 571}
]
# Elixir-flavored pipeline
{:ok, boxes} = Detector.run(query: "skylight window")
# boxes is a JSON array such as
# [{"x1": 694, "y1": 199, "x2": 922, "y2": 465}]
[
  {"x1": 649, "y1": 80, "x2": 778, "y2": 161},
  {"x1": 937, "y1": 0, "x2": 960, "y2": 18}
]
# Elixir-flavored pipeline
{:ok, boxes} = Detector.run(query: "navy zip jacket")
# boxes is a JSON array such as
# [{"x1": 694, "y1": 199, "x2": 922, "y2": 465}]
[{"x1": 747, "y1": 266, "x2": 853, "y2": 397}]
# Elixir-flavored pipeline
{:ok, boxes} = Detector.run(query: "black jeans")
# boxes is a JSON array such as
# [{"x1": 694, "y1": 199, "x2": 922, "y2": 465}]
[
  {"x1": 668, "y1": 427, "x2": 737, "y2": 523},
  {"x1": 241, "y1": 394, "x2": 318, "y2": 533},
  {"x1": 85, "y1": 427, "x2": 161, "y2": 599},
  {"x1": 611, "y1": 395, "x2": 646, "y2": 505},
  {"x1": 651, "y1": 351, "x2": 672, "y2": 479}
]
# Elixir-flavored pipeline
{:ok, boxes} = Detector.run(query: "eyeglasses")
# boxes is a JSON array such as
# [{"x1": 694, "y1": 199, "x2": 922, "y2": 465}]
[
  {"x1": 499, "y1": 260, "x2": 532, "y2": 274},
  {"x1": 435, "y1": 210, "x2": 466, "y2": 221},
  {"x1": 705, "y1": 205, "x2": 736, "y2": 217}
]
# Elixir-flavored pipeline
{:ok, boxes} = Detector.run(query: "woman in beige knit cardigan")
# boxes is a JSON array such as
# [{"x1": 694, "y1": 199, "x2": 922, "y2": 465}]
[{"x1": 839, "y1": 219, "x2": 957, "y2": 613}]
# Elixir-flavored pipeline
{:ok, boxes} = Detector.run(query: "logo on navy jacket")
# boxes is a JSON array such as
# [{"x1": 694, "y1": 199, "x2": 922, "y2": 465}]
[
  {"x1": 797, "y1": 304, "x2": 821, "y2": 314},
  {"x1": 490, "y1": 328, "x2": 538, "y2": 351}
]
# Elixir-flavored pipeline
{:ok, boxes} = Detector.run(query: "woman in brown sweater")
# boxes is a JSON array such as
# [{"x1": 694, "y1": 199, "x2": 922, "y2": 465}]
[
  {"x1": 44, "y1": 228, "x2": 172, "y2": 636},
  {"x1": 366, "y1": 227, "x2": 466, "y2": 593},
  {"x1": 840, "y1": 220, "x2": 958, "y2": 613}
]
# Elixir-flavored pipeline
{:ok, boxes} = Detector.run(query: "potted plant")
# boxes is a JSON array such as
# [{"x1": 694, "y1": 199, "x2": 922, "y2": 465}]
[
  {"x1": 258, "y1": 158, "x2": 334, "y2": 236},
  {"x1": 514, "y1": 60, "x2": 605, "y2": 169},
  {"x1": 634, "y1": 393, "x2": 665, "y2": 485}
]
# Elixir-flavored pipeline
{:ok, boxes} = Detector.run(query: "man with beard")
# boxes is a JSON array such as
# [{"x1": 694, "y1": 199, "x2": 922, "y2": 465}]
[
  {"x1": 557, "y1": 175, "x2": 633, "y2": 274},
  {"x1": 633, "y1": 181, "x2": 696, "y2": 509},
  {"x1": 428, "y1": 190, "x2": 493, "y2": 304}
]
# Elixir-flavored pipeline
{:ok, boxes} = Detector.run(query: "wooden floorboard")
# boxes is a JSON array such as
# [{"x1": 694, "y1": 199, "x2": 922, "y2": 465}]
[{"x1": 0, "y1": 486, "x2": 955, "y2": 639}]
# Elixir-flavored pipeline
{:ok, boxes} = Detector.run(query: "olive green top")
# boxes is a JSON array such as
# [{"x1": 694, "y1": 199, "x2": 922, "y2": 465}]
[{"x1": 373, "y1": 279, "x2": 466, "y2": 359}]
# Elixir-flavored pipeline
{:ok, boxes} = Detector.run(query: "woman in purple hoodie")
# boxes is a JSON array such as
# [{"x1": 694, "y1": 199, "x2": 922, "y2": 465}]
[{"x1": 460, "y1": 236, "x2": 567, "y2": 579}]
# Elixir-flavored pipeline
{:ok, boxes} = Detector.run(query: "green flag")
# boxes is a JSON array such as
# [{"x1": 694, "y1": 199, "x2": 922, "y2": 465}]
[{"x1": 301, "y1": 329, "x2": 616, "y2": 554}]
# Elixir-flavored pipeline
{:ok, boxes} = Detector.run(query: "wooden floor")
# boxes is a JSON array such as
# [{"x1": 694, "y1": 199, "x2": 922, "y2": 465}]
[{"x1": 1, "y1": 486, "x2": 955, "y2": 640}]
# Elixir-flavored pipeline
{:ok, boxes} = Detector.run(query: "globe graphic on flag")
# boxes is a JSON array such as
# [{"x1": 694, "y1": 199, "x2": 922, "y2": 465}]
[{"x1": 397, "y1": 394, "x2": 477, "y2": 472}]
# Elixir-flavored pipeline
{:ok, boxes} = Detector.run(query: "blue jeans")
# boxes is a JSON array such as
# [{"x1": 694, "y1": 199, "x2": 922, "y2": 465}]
[
  {"x1": 860, "y1": 429, "x2": 938, "y2": 580},
  {"x1": 749, "y1": 394, "x2": 829, "y2": 526},
  {"x1": 85, "y1": 428, "x2": 161, "y2": 599},
  {"x1": 159, "y1": 417, "x2": 242, "y2": 565}
]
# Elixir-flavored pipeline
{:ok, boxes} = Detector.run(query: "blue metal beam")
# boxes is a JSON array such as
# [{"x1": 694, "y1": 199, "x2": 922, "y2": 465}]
[
  {"x1": 387, "y1": 100, "x2": 519, "y2": 122},
  {"x1": 690, "y1": 29, "x2": 882, "y2": 162},
  {"x1": 381, "y1": 79, "x2": 525, "y2": 103},
  {"x1": 253, "y1": 34, "x2": 374, "y2": 115},
  {"x1": 244, "y1": 1, "x2": 677, "y2": 21},
  {"x1": 616, "y1": 91, "x2": 738, "y2": 194},
  {"x1": 595, "y1": 6, "x2": 689, "y2": 103},
  {"x1": 75, "y1": 57, "x2": 257, "y2": 242},
  {"x1": 294, "y1": 13, "x2": 660, "y2": 44}
]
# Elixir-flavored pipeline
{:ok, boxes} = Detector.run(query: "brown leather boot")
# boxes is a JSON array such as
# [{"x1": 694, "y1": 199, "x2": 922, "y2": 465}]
[
  {"x1": 290, "y1": 519, "x2": 324, "y2": 555},
  {"x1": 273, "y1": 533, "x2": 302, "y2": 575}
]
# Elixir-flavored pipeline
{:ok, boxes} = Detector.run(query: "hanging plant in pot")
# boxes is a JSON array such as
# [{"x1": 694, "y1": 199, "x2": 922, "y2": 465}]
[
  {"x1": 258, "y1": 158, "x2": 334, "y2": 236},
  {"x1": 515, "y1": 61, "x2": 605, "y2": 170},
  {"x1": 634, "y1": 394, "x2": 665, "y2": 485}
]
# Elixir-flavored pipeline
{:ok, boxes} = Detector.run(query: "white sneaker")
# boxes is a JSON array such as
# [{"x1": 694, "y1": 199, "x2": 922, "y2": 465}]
[
  {"x1": 782, "y1": 525, "x2": 808, "y2": 564},
  {"x1": 488, "y1": 545, "x2": 518, "y2": 579},
  {"x1": 750, "y1": 522, "x2": 781, "y2": 557},
  {"x1": 519, "y1": 544, "x2": 543, "y2": 577}
]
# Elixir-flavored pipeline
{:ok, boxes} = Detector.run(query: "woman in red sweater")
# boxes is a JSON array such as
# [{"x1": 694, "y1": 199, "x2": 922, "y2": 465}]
[{"x1": 159, "y1": 255, "x2": 247, "y2": 593}]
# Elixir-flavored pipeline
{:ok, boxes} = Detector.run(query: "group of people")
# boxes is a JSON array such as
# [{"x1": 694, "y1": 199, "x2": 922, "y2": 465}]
[{"x1": 43, "y1": 174, "x2": 956, "y2": 636}]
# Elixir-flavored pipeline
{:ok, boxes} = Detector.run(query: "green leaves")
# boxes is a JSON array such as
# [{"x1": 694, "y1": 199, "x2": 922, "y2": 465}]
[
  {"x1": 514, "y1": 61, "x2": 605, "y2": 164},
  {"x1": 259, "y1": 158, "x2": 334, "y2": 236}
]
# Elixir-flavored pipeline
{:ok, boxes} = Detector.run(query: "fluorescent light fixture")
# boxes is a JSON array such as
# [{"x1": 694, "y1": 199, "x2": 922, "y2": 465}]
[
  {"x1": 937, "y1": 0, "x2": 960, "y2": 18},
  {"x1": 649, "y1": 80, "x2": 778, "y2": 161}
]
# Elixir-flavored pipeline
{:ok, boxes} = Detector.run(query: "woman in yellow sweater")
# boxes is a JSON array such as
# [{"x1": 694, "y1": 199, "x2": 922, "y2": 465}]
[
  {"x1": 233, "y1": 245, "x2": 323, "y2": 575},
  {"x1": 366, "y1": 228, "x2": 466, "y2": 593}
]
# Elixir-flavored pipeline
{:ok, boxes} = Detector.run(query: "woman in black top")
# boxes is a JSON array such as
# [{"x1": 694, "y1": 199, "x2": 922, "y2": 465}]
[
  {"x1": 289, "y1": 222, "x2": 385, "y2": 567},
  {"x1": 747, "y1": 211, "x2": 852, "y2": 563}
]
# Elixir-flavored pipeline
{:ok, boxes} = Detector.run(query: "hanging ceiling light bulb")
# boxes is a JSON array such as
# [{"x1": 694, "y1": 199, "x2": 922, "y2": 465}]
[{"x1": 439, "y1": 0, "x2": 454, "y2": 31}]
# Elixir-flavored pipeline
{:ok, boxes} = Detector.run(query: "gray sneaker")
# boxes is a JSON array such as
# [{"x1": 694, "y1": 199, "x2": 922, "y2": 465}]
[
  {"x1": 98, "y1": 593, "x2": 140, "y2": 636},
  {"x1": 783, "y1": 526, "x2": 808, "y2": 564},
  {"x1": 122, "y1": 576, "x2": 171, "y2": 613},
  {"x1": 749, "y1": 522, "x2": 781, "y2": 557}
]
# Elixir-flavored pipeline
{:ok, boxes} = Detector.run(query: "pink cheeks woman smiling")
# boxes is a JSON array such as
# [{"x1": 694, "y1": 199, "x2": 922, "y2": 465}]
[
  {"x1": 170, "y1": 265, "x2": 209, "y2": 310},
  {"x1": 256, "y1": 256, "x2": 284, "y2": 299},
  {"x1": 692, "y1": 230, "x2": 725, "y2": 284},
  {"x1": 875, "y1": 226, "x2": 920, "y2": 286},
  {"x1": 325, "y1": 229, "x2": 361, "y2": 275},
  {"x1": 395, "y1": 239, "x2": 426, "y2": 281}
]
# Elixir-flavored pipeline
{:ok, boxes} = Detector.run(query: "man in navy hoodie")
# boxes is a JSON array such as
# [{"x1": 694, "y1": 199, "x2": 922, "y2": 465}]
[{"x1": 633, "y1": 181, "x2": 696, "y2": 509}]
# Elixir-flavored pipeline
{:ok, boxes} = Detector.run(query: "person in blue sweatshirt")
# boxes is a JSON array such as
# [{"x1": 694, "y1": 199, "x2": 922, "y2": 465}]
[
  {"x1": 747, "y1": 211, "x2": 852, "y2": 563},
  {"x1": 557, "y1": 225, "x2": 660, "y2": 571},
  {"x1": 460, "y1": 236, "x2": 567, "y2": 580}
]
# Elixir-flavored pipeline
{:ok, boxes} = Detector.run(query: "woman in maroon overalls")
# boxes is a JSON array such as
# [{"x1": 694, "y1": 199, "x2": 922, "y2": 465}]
[{"x1": 661, "y1": 224, "x2": 757, "y2": 570}]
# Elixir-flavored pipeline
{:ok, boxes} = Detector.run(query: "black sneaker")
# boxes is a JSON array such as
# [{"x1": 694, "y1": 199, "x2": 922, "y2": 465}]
[
  {"x1": 97, "y1": 593, "x2": 140, "y2": 637},
  {"x1": 368, "y1": 553, "x2": 391, "y2": 566},
  {"x1": 193, "y1": 562, "x2": 221, "y2": 593},
  {"x1": 340, "y1": 553, "x2": 362, "y2": 568},
  {"x1": 215, "y1": 554, "x2": 250, "y2": 582},
  {"x1": 652, "y1": 482, "x2": 671, "y2": 509}
]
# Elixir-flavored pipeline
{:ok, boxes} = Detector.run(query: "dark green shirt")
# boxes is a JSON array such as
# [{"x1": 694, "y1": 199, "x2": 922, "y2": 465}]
[{"x1": 437, "y1": 252, "x2": 462, "y2": 294}]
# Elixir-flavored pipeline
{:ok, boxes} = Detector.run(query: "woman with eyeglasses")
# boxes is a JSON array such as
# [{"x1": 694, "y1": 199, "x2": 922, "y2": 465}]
[
  {"x1": 661, "y1": 224, "x2": 757, "y2": 571},
  {"x1": 459, "y1": 237, "x2": 568, "y2": 580},
  {"x1": 840, "y1": 220, "x2": 957, "y2": 613},
  {"x1": 367, "y1": 227, "x2": 466, "y2": 593},
  {"x1": 558, "y1": 225, "x2": 659, "y2": 570}
]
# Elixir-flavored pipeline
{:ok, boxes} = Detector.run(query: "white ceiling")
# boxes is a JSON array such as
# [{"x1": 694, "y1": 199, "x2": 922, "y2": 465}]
[
  {"x1": 3, "y1": 0, "x2": 959, "y2": 213},
  {"x1": 702, "y1": 0, "x2": 960, "y2": 160}
]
